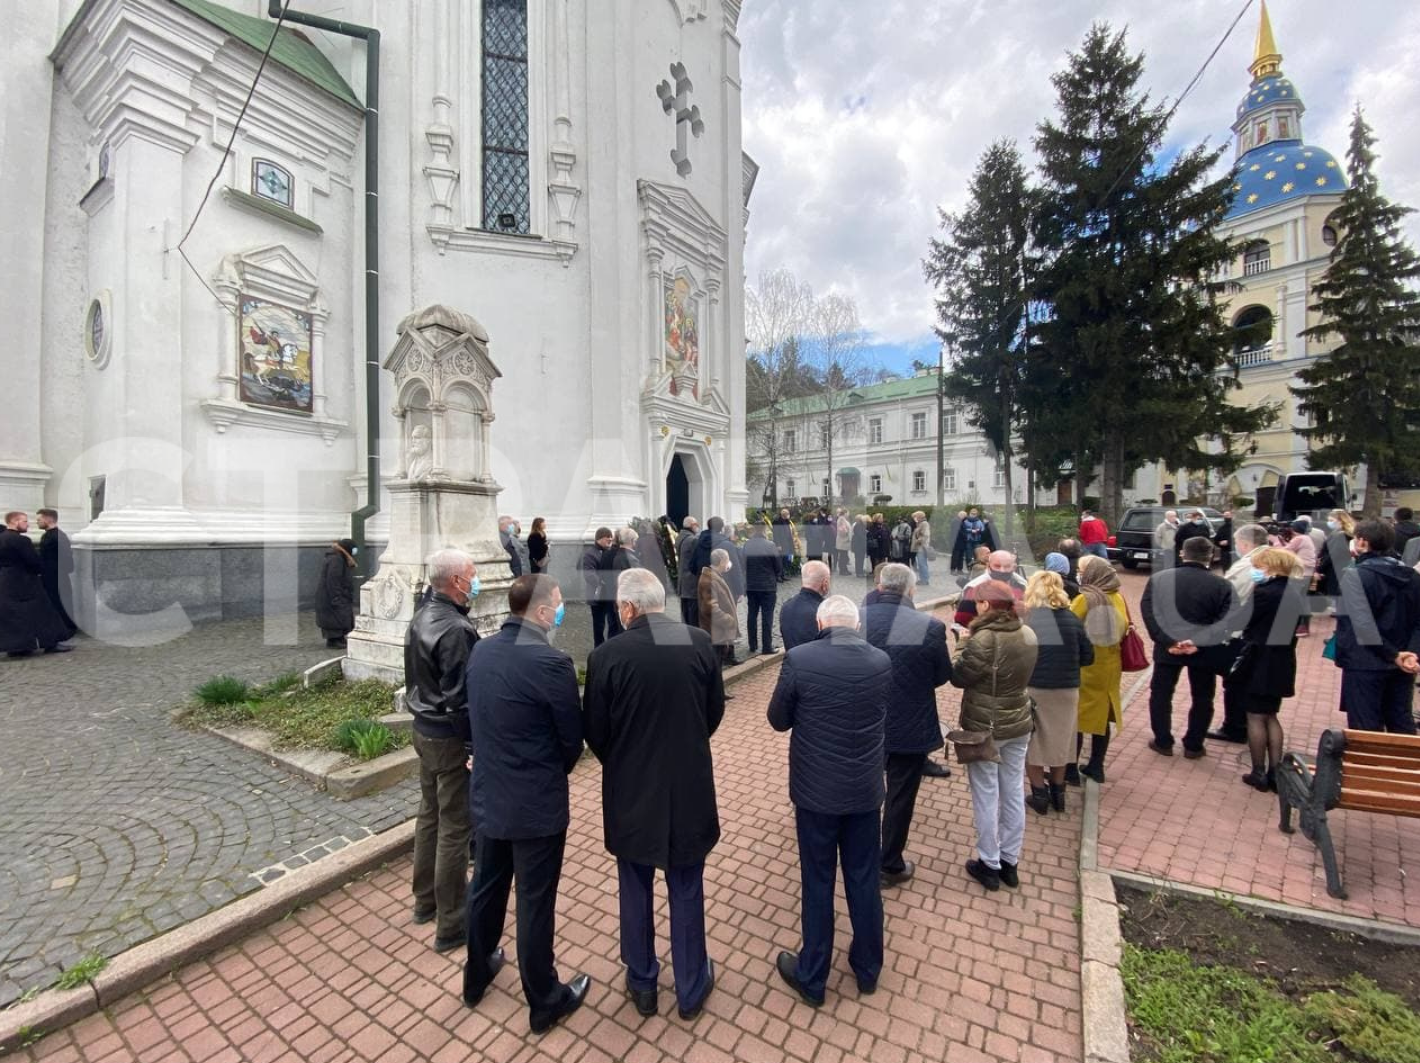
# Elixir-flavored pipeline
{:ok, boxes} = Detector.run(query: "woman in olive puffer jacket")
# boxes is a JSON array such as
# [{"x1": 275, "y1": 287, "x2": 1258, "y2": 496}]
[{"x1": 951, "y1": 580, "x2": 1039, "y2": 892}]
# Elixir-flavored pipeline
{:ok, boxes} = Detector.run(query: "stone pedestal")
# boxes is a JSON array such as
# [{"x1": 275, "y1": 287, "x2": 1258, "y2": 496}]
[{"x1": 343, "y1": 304, "x2": 508, "y2": 683}]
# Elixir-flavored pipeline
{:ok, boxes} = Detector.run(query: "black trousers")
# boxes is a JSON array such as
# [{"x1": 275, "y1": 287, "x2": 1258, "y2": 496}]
[
  {"x1": 617, "y1": 859, "x2": 710, "y2": 1013},
  {"x1": 464, "y1": 831, "x2": 571, "y2": 1027},
  {"x1": 1341, "y1": 669, "x2": 1419, "y2": 734},
  {"x1": 746, "y1": 591, "x2": 775, "y2": 651},
  {"x1": 794, "y1": 806, "x2": 882, "y2": 999},
  {"x1": 589, "y1": 601, "x2": 622, "y2": 646},
  {"x1": 835, "y1": 549, "x2": 850, "y2": 575},
  {"x1": 881, "y1": 752, "x2": 926, "y2": 874},
  {"x1": 680, "y1": 597, "x2": 699, "y2": 627},
  {"x1": 1148, "y1": 660, "x2": 1217, "y2": 752}
]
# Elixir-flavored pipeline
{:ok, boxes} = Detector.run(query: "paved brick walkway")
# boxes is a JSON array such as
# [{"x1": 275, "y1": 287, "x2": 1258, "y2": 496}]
[
  {"x1": 20, "y1": 622, "x2": 1085, "y2": 1062},
  {"x1": 0, "y1": 616, "x2": 415, "y2": 1008},
  {"x1": 1097, "y1": 572, "x2": 1420, "y2": 928}
]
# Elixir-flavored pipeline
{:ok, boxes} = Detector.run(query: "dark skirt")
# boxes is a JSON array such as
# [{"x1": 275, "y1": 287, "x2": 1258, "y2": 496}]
[{"x1": 1243, "y1": 694, "x2": 1282, "y2": 716}]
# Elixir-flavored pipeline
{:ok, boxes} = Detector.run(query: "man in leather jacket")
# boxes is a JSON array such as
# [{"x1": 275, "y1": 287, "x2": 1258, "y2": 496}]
[{"x1": 404, "y1": 548, "x2": 481, "y2": 951}]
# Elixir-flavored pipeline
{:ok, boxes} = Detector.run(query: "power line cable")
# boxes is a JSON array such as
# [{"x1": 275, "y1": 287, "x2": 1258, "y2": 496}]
[{"x1": 177, "y1": 0, "x2": 292, "y2": 315}]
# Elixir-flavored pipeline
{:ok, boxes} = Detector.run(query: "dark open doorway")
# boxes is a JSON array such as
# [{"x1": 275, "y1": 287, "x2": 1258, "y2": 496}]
[{"x1": 667, "y1": 454, "x2": 690, "y2": 530}]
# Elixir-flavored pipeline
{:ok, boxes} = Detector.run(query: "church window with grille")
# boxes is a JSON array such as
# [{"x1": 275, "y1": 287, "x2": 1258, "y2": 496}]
[{"x1": 482, "y1": 0, "x2": 530, "y2": 233}]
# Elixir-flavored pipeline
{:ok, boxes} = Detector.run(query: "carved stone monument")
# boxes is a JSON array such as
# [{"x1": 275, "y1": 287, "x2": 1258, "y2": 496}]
[{"x1": 343, "y1": 305, "x2": 510, "y2": 683}]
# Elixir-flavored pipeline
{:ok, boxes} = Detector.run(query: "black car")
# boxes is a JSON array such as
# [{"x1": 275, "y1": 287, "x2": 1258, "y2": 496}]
[{"x1": 1111, "y1": 506, "x2": 1225, "y2": 569}]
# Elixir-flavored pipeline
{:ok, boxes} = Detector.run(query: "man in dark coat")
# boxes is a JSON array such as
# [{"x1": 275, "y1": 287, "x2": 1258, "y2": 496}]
[
  {"x1": 689, "y1": 517, "x2": 744, "y2": 598},
  {"x1": 768, "y1": 594, "x2": 892, "y2": 1007},
  {"x1": 676, "y1": 518, "x2": 701, "y2": 625},
  {"x1": 315, "y1": 538, "x2": 357, "y2": 647},
  {"x1": 1141, "y1": 536, "x2": 1236, "y2": 757},
  {"x1": 579, "y1": 528, "x2": 618, "y2": 645},
  {"x1": 1, "y1": 511, "x2": 71, "y2": 657},
  {"x1": 1334, "y1": 520, "x2": 1420, "y2": 734},
  {"x1": 1173, "y1": 510, "x2": 1213, "y2": 567},
  {"x1": 861, "y1": 564, "x2": 951, "y2": 886},
  {"x1": 1393, "y1": 508, "x2": 1420, "y2": 557},
  {"x1": 463, "y1": 575, "x2": 590, "y2": 1033},
  {"x1": 35, "y1": 509, "x2": 77, "y2": 638},
  {"x1": 1214, "y1": 510, "x2": 1235, "y2": 570},
  {"x1": 771, "y1": 508, "x2": 795, "y2": 578},
  {"x1": 405, "y1": 548, "x2": 480, "y2": 950},
  {"x1": 779, "y1": 560, "x2": 831, "y2": 651},
  {"x1": 742, "y1": 524, "x2": 782, "y2": 654},
  {"x1": 583, "y1": 569, "x2": 725, "y2": 1020},
  {"x1": 851, "y1": 514, "x2": 868, "y2": 577}
]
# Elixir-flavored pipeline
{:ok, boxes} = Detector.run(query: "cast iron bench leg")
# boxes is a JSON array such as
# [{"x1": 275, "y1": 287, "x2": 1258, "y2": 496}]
[{"x1": 1314, "y1": 814, "x2": 1347, "y2": 900}]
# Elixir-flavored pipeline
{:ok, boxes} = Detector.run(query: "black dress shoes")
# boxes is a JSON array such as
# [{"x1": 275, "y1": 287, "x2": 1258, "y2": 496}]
[
  {"x1": 1206, "y1": 729, "x2": 1247, "y2": 744},
  {"x1": 530, "y1": 973, "x2": 591, "y2": 1034},
  {"x1": 880, "y1": 860, "x2": 915, "y2": 888},
  {"x1": 775, "y1": 951, "x2": 824, "y2": 1007},
  {"x1": 920, "y1": 759, "x2": 952, "y2": 778},
  {"x1": 677, "y1": 959, "x2": 714, "y2": 1020},
  {"x1": 628, "y1": 983, "x2": 658, "y2": 1018},
  {"x1": 461, "y1": 948, "x2": 506, "y2": 1007},
  {"x1": 965, "y1": 859, "x2": 1001, "y2": 892}
]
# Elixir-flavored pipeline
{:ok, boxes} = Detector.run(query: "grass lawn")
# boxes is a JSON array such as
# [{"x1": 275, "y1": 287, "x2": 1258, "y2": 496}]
[{"x1": 182, "y1": 673, "x2": 405, "y2": 758}]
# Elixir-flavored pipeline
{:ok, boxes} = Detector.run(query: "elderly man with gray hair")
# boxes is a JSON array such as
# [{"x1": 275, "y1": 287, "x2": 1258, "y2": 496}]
[
  {"x1": 582, "y1": 568, "x2": 725, "y2": 1020},
  {"x1": 697, "y1": 547, "x2": 739, "y2": 665},
  {"x1": 768, "y1": 594, "x2": 892, "y2": 1007},
  {"x1": 780, "y1": 560, "x2": 832, "y2": 651},
  {"x1": 862, "y1": 563, "x2": 952, "y2": 887},
  {"x1": 404, "y1": 547, "x2": 481, "y2": 951}
]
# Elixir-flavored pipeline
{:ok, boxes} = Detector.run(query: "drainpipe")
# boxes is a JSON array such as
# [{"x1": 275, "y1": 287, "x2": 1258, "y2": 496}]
[{"x1": 267, "y1": 1, "x2": 381, "y2": 580}]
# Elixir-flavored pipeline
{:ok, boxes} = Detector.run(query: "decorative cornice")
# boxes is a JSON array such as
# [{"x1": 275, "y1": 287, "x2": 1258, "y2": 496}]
[
  {"x1": 638, "y1": 180, "x2": 727, "y2": 275},
  {"x1": 200, "y1": 398, "x2": 346, "y2": 444},
  {"x1": 221, "y1": 187, "x2": 323, "y2": 234},
  {"x1": 429, "y1": 227, "x2": 577, "y2": 266}
]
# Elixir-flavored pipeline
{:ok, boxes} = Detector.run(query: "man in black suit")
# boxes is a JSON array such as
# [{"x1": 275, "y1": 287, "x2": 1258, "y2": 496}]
[
  {"x1": 582, "y1": 569, "x2": 725, "y2": 1020},
  {"x1": 1, "y1": 511, "x2": 72, "y2": 657},
  {"x1": 779, "y1": 560, "x2": 830, "y2": 651},
  {"x1": 463, "y1": 575, "x2": 590, "y2": 1034},
  {"x1": 768, "y1": 594, "x2": 892, "y2": 1007},
  {"x1": 1141, "y1": 536, "x2": 1236, "y2": 758},
  {"x1": 1173, "y1": 510, "x2": 1214, "y2": 568},
  {"x1": 861, "y1": 564, "x2": 952, "y2": 886}
]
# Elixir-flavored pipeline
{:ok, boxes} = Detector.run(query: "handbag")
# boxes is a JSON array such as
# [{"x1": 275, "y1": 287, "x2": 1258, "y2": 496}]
[
  {"x1": 1322, "y1": 633, "x2": 1337, "y2": 661},
  {"x1": 946, "y1": 729, "x2": 1000, "y2": 764},
  {"x1": 1119, "y1": 598, "x2": 1149, "y2": 672}
]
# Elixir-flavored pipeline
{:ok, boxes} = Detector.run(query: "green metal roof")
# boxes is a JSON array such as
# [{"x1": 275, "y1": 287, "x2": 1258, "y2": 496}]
[
  {"x1": 168, "y1": 0, "x2": 362, "y2": 109},
  {"x1": 748, "y1": 374, "x2": 940, "y2": 420}
]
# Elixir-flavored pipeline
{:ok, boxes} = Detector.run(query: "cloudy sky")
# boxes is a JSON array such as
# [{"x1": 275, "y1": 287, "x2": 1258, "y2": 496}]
[{"x1": 739, "y1": 0, "x2": 1420, "y2": 373}]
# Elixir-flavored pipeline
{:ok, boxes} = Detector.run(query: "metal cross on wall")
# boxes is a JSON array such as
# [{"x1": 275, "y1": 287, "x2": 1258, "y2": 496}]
[{"x1": 656, "y1": 62, "x2": 704, "y2": 177}]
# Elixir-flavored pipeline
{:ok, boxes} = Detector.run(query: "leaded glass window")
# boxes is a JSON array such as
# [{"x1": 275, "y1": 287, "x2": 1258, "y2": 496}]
[{"x1": 482, "y1": 0, "x2": 530, "y2": 233}]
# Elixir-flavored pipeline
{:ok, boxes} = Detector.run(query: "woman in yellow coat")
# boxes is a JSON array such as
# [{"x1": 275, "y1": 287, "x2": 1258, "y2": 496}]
[{"x1": 1068, "y1": 555, "x2": 1127, "y2": 785}]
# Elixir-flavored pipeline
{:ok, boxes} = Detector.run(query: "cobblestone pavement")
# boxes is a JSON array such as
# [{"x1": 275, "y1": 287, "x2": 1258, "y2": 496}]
[
  {"x1": 1097, "y1": 572, "x2": 1420, "y2": 927},
  {"x1": 22, "y1": 608, "x2": 1085, "y2": 1063},
  {"x1": 0, "y1": 615, "x2": 415, "y2": 1008}
]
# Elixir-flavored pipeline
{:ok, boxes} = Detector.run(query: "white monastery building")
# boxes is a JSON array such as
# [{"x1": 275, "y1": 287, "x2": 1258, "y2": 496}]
[{"x1": 1, "y1": 0, "x2": 753, "y2": 623}]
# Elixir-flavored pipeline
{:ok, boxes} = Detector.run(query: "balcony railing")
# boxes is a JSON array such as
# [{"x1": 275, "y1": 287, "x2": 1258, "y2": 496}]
[
  {"x1": 1234, "y1": 344, "x2": 1274, "y2": 368},
  {"x1": 1243, "y1": 256, "x2": 1272, "y2": 277}
]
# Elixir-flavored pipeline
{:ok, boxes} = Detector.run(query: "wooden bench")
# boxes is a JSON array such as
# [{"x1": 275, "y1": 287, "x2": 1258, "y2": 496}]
[{"x1": 1276, "y1": 728, "x2": 1420, "y2": 899}]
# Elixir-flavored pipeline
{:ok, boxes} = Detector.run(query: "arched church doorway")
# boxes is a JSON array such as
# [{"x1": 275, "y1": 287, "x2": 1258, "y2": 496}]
[{"x1": 667, "y1": 454, "x2": 691, "y2": 529}]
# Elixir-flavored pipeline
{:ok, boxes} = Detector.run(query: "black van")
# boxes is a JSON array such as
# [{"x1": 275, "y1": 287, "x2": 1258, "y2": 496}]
[
  {"x1": 1273, "y1": 473, "x2": 1349, "y2": 522},
  {"x1": 1111, "y1": 506, "x2": 1225, "y2": 569}
]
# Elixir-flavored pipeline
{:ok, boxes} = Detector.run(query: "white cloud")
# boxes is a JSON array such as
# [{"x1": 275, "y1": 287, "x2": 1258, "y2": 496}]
[{"x1": 741, "y1": 0, "x2": 1420, "y2": 349}]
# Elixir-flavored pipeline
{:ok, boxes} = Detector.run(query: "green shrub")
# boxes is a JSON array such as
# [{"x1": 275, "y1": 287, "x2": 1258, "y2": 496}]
[
  {"x1": 255, "y1": 672, "x2": 301, "y2": 697},
  {"x1": 334, "y1": 719, "x2": 395, "y2": 761},
  {"x1": 194, "y1": 675, "x2": 250, "y2": 706},
  {"x1": 1300, "y1": 976, "x2": 1420, "y2": 1063}
]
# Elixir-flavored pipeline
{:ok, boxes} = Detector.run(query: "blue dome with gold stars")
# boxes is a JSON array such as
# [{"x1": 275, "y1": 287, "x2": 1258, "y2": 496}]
[
  {"x1": 1236, "y1": 74, "x2": 1302, "y2": 120},
  {"x1": 1227, "y1": 142, "x2": 1346, "y2": 219}
]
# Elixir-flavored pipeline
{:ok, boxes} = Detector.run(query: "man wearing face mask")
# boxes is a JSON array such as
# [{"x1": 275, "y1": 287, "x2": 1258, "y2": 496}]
[
  {"x1": 404, "y1": 548, "x2": 481, "y2": 952},
  {"x1": 953, "y1": 550, "x2": 1027, "y2": 629},
  {"x1": 464, "y1": 574, "x2": 589, "y2": 1034}
]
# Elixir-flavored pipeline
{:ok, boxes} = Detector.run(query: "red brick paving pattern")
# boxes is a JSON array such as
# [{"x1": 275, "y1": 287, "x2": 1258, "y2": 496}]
[
  {"x1": 1098, "y1": 572, "x2": 1420, "y2": 928},
  {"x1": 22, "y1": 610, "x2": 1084, "y2": 1063}
]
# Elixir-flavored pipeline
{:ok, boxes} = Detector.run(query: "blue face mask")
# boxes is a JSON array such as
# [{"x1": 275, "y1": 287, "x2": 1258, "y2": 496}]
[
  {"x1": 553, "y1": 602, "x2": 566, "y2": 627},
  {"x1": 1250, "y1": 568, "x2": 1268, "y2": 584},
  {"x1": 467, "y1": 577, "x2": 481, "y2": 599}
]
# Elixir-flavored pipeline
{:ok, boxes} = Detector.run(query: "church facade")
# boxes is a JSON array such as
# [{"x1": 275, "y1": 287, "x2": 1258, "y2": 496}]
[{"x1": 1, "y1": 0, "x2": 753, "y2": 628}]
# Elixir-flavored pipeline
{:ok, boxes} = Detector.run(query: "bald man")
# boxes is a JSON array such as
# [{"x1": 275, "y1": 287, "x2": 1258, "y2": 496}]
[
  {"x1": 780, "y1": 561, "x2": 832, "y2": 651},
  {"x1": 953, "y1": 550, "x2": 1026, "y2": 628}
]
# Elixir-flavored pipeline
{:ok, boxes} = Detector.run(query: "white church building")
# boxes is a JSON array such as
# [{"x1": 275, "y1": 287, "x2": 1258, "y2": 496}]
[{"x1": 2, "y1": 0, "x2": 753, "y2": 626}]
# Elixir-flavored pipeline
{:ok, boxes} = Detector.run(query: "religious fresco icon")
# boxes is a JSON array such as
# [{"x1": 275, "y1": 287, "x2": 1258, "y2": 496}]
[
  {"x1": 239, "y1": 295, "x2": 313, "y2": 412},
  {"x1": 664, "y1": 276, "x2": 700, "y2": 374}
]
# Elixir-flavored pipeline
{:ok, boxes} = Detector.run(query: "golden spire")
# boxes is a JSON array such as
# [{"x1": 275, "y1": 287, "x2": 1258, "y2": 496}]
[{"x1": 1250, "y1": 0, "x2": 1283, "y2": 79}]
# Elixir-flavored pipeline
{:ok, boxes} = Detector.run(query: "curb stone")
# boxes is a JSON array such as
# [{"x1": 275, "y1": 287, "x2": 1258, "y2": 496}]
[
  {"x1": 1080, "y1": 763, "x2": 1133, "y2": 1063},
  {"x1": 0, "y1": 821, "x2": 415, "y2": 1056}
]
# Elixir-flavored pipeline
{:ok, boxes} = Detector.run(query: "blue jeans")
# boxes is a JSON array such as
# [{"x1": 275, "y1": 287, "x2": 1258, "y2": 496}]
[
  {"x1": 792, "y1": 806, "x2": 883, "y2": 999},
  {"x1": 1083, "y1": 543, "x2": 1109, "y2": 561},
  {"x1": 915, "y1": 551, "x2": 931, "y2": 585}
]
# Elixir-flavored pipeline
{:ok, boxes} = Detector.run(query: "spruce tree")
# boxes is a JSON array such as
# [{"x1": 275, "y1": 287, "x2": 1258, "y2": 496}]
[
  {"x1": 1032, "y1": 24, "x2": 1272, "y2": 524},
  {"x1": 925, "y1": 140, "x2": 1032, "y2": 534},
  {"x1": 1294, "y1": 108, "x2": 1420, "y2": 515}
]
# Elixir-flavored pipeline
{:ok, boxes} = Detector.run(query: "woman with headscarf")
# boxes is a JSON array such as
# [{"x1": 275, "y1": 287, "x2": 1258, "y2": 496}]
[
  {"x1": 1023, "y1": 570, "x2": 1094, "y2": 814},
  {"x1": 316, "y1": 538, "x2": 357, "y2": 647},
  {"x1": 1226, "y1": 548, "x2": 1304, "y2": 791},
  {"x1": 1044, "y1": 552, "x2": 1079, "y2": 599},
  {"x1": 1068, "y1": 555, "x2": 1128, "y2": 784}
]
